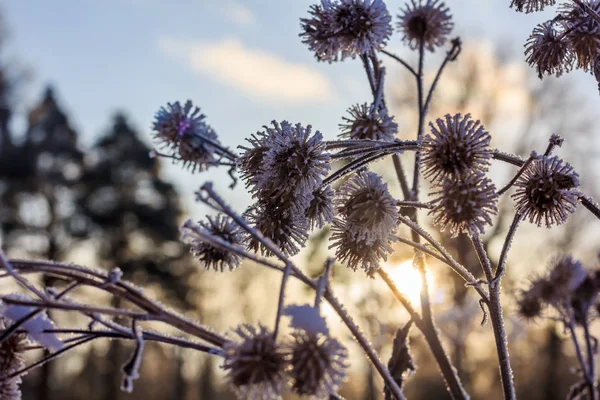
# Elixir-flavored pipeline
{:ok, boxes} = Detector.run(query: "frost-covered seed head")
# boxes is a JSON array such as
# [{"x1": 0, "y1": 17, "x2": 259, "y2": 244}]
[
  {"x1": 339, "y1": 103, "x2": 398, "y2": 141},
  {"x1": 0, "y1": 318, "x2": 27, "y2": 400},
  {"x1": 300, "y1": 0, "x2": 393, "y2": 62},
  {"x1": 546, "y1": 255, "x2": 587, "y2": 302},
  {"x1": 244, "y1": 202, "x2": 309, "y2": 257},
  {"x1": 422, "y1": 113, "x2": 491, "y2": 182},
  {"x1": 525, "y1": 21, "x2": 574, "y2": 78},
  {"x1": 510, "y1": 0, "x2": 556, "y2": 13},
  {"x1": 222, "y1": 325, "x2": 287, "y2": 400},
  {"x1": 181, "y1": 216, "x2": 243, "y2": 272},
  {"x1": 517, "y1": 279, "x2": 548, "y2": 320},
  {"x1": 287, "y1": 331, "x2": 348, "y2": 399},
  {"x1": 429, "y1": 172, "x2": 498, "y2": 237},
  {"x1": 560, "y1": 1, "x2": 600, "y2": 72},
  {"x1": 334, "y1": 171, "x2": 399, "y2": 245},
  {"x1": 512, "y1": 155, "x2": 580, "y2": 227},
  {"x1": 152, "y1": 100, "x2": 221, "y2": 172},
  {"x1": 307, "y1": 186, "x2": 336, "y2": 230},
  {"x1": 397, "y1": 0, "x2": 454, "y2": 52}
]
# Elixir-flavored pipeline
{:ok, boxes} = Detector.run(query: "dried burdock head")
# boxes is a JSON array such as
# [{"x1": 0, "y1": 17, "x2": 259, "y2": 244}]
[
  {"x1": 300, "y1": 0, "x2": 393, "y2": 62},
  {"x1": 334, "y1": 171, "x2": 399, "y2": 245},
  {"x1": 422, "y1": 113, "x2": 491, "y2": 183},
  {"x1": 571, "y1": 272, "x2": 599, "y2": 325},
  {"x1": 397, "y1": 0, "x2": 454, "y2": 52},
  {"x1": 330, "y1": 218, "x2": 396, "y2": 275},
  {"x1": 0, "y1": 318, "x2": 27, "y2": 400},
  {"x1": 181, "y1": 216, "x2": 243, "y2": 272},
  {"x1": 339, "y1": 103, "x2": 398, "y2": 141},
  {"x1": 258, "y1": 121, "x2": 330, "y2": 211},
  {"x1": 286, "y1": 330, "x2": 348, "y2": 399},
  {"x1": 244, "y1": 201, "x2": 309, "y2": 256},
  {"x1": 238, "y1": 131, "x2": 269, "y2": 190},
  {"x1": 525, "y1": 21, "x2": 574, "y2": 78},
  {"x1": 546, "y1": 255, "x2": 587, "y2": 302},
  {"x1": 307, "y1": 186, "x2": 335, "y2": 230},
  {"x1": 517, "y1": 290, "x2": 544, "y2": 321},
  {"x1": 429, "y1": 172, "x2": 498, "y2": 237},
  {"x1": 222, "y1": 325, "x2": 288, "y2": 400},
  {"x1": 512, "y1": 155, "x2": 580, "y2": 227},
  {"x1": 560, "y1": 0, "x2": 600, "y2": 72},
  {"x1": 152, "y1": 100, "x2": 221, "y2": 172},
  {"x1": 510, "y1": 0, "x2": 556, "y2": 13}
]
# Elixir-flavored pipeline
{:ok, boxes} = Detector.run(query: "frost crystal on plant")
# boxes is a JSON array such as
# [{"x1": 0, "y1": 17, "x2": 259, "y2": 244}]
[
  {"x1": 287, "y1": 330, "x2": 349, "y2": 399},
  {"x1": 307, "y1": 186, "x2": 335, "y2": 230},
  {"x1": 422, "y1": 113, "x2": 491, "y2": 183},
  {"x1": 397, "y1": 0, "x2": 454, "y2": 52},
  {"x1": 512, "y1": 155, "x2": 580, "y2": 227},
  {"x1": 510, "y1": 0, "x2": 556, "y2": 13},
  {"x1": 525, "y1": 21, "x2": 574, "y2": 78},
  {"x1": 152, "y1": 100, "x2": 222, "y2": 172},
  {"x1": 300, "y1": 0, "x2": 393, "y2": 62},
  {"x1": 0, "y1": 318, "x2": 27, "y2": 400},
  {"x1": 429, "y1": 172, "x2": 498, "y2": 237},
  {"x1": 181, "y1": 215, "x2": 243, "y2": 272},
  {"x1": 221, "y1": 325, "x2": 287, "y2": 400},
  {"x1": 560, "y1": 0, "x2": 600, "y2": 72},
  {"x1": 339, "y1": 103, "x2": 398, "y2": 141}
]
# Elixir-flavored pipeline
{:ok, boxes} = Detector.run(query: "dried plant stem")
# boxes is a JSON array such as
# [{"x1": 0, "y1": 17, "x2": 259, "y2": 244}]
[
  {"x1": 272, "y1": 262, "x2": 293, "y2": 339},
  {"x1": 380, "y1": 49, "x2": 418, "y2": 78},
  {"x1": 471, "y1": 234, "x2": 516, "y2": 400},
  {"x1": 493, "y1": 214, "x2": 521, "y2": 284},
  {"x1": 567, "y1": 320, "x2": 595, "y2": 399},
  {"x1": 582, "y1": 319, "x2": 598, "y2": 400},
  {"x1": 412, "y1": 39, "x2": 426, "y2": 193},
  {"x1": 423, "y1": 38, "x2": 461, "y2": 116},
  {"x1": 392, "y1": 154, "x2": 412, "y2": 200}
]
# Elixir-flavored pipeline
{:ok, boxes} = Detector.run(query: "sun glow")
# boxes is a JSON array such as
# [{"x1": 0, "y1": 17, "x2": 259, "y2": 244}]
[{"x1": 386, "y1": 260, "x2": 435, "y2": 307}]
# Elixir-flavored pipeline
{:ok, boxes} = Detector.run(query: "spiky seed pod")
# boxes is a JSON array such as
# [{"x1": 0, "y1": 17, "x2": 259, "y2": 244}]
[
  {"x1": 0, "y1": 318, "x2": 27, "y2": 400},
  {"x1": 397, "y1": 0, "x2": 454, "y2": 52},
  {"x1": 421, "y1": 113, "x2": 492, "y2": 183},
  {"x1": 307, "y1": 186, "x2": 335, "y2": 230},
  {"x1": 258, "y1": 121, "x2": 330, "y2": 211},
  {"x1": 560, "y1": 1, "x2": 600, "y2": 72},
  {"x1": 510, "y1": 0, "x2": 556, "y2": 13},
  {"x1": 571, "y1": 273, "x2": 599, "y2": 325},
  {"x1": 181, "y1": 216, "x2": 244, "y2": 272},
  {"x1": 517, "y1": 278, "x2": 552, "y2": 320},
  {"x1": 525, "y1": 21, "x2": 574, "y2": 78},
  {"x1": 152, "y1": 100, "x2": 222, "y2": 172},
  {"x1": 334, "y1": 171, "x2": 399, "y2": 245},
  {"x1": 429, "y1": 172, "x2": 498, "y2": 237},
  {"x1": 300, "y1": 0, "x2": 393, "y2": 62},
  {"x1": 546, "y1": 255, "x2": 587, "y2": 301},
  {"x1": 222, "y1": 325, "x2": 288, "y2": 400},
  {"x1": 287, "y1": 330, "x2": 348, "y2": 399},
  {"x1": 339, "y1": 103, "x2": 398, "y2": 141},
  {"x1": 330, "y1": 219, "x2": 396, "y2": 275},
  {"x1": 512, "y1": 155, "x2": 580, "y2": 227},
  {"x1": 244, "y1": 202, "x2": 309, "y2": 256}
]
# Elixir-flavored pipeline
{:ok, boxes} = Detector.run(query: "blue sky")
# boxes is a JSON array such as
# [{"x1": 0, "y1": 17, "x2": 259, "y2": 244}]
[{"x1": 2, "y1": 0, "x2": 598, "y2": 212}]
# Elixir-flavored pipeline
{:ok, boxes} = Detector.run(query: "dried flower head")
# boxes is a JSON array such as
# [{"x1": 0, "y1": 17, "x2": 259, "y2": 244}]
[
  {"x1": 512, "y1": 155, "x2": 580, "y2": 227},
  {"x1": 222, "y1": 325, "x2": 288, "y2": 400},
  {"x1": 244, "y1": 201, "x2": 309, "y2": 256},
  {"x1": 0, "y1": 318, "x2": 27, "y2": 400},
  {"x1": 525, "y1": 21, "x2": 574, "y2": 78},
  {"x1": 560, "y1": 0, "x2": 600, "y2": 71},
  {"x1": 287, "y1": 330, "x2": 348, "y2": 399},
  {"x1": 152, "y1": 100, "x2": 223, "y2": 172},
  {"x1": 546, "y1": 255, "x2": 587, "y2": 302},
  {"x1": 510, "y1": 0, "x2": 556, "y2": 13},
  {"x1": 339, "y1": 103, "x2": 398, "y2": 141},
  {"x1": 429, "y1": 172, "x2": 498, "y2": 237},
  {"x1": 571, "y1": 272, "x2": 599, "y2": 324},
  {"x1": 397, "y1": 0, "x2": 454, "y2": 52},
  {"x1": 334, "y1": 171, "x2": 399, "y2": 245},
  {"x1": 300, "y1": 0, "x2": 393, "y2": 62},
  {"x1": 422, "y1": 113, "x2": 492, "y2": 182},
  {"x1": 307, "y1": 186, "x2": 335, "y2": 230},
  {"x1": 181, "y1": 216, "x2": 243, "y2": 272}
]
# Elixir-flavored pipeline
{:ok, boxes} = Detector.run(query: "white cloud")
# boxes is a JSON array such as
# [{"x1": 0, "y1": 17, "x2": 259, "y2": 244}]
[
  {"x1": 157, "y1": 37, "x2": 335, "y2": 104},
  {"x1": 227, "y1": 2, "x2": 255, "y2": 25}
]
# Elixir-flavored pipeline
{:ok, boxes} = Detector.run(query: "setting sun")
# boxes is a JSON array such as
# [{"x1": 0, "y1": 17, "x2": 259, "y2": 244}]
[{"x1": 384, "y1": 260, "x2": 436, "y2": 307}]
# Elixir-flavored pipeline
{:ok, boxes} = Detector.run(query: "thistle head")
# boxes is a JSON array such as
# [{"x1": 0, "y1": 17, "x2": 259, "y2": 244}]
[
  {"x1": 301, "y1": 0, "x2": 393, "y2": 62},
  {"x1": 429, "y1": 172, "x2": 498, "y2": 237},
  {"x1": 510, "y1": 0, "x2": 556, "y2": 13},
  {"x1": 397, "y1": 0, "x2": 454, "y2": 52},
  {"x1": 560, "y1": 1, "x2": 600, "y2": 72},
  {"x1": 512, "y1": 155, "x2": 580, "y2": 227},
  {"x1": 307, "y1": 186, "x2": 336, "y2": 230},
  {"x1": 339, "y1": 103, "x2": 398, "y2": 141},
  {"x1": 525, "y1": 21, "x2": 574, "y2": 78},
  {"x1": 222, "y1": 325, "x2": 288, "y2": 400},
  {"x1": 422, "y1": 113, "x2": 491, "y2": 183}
]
